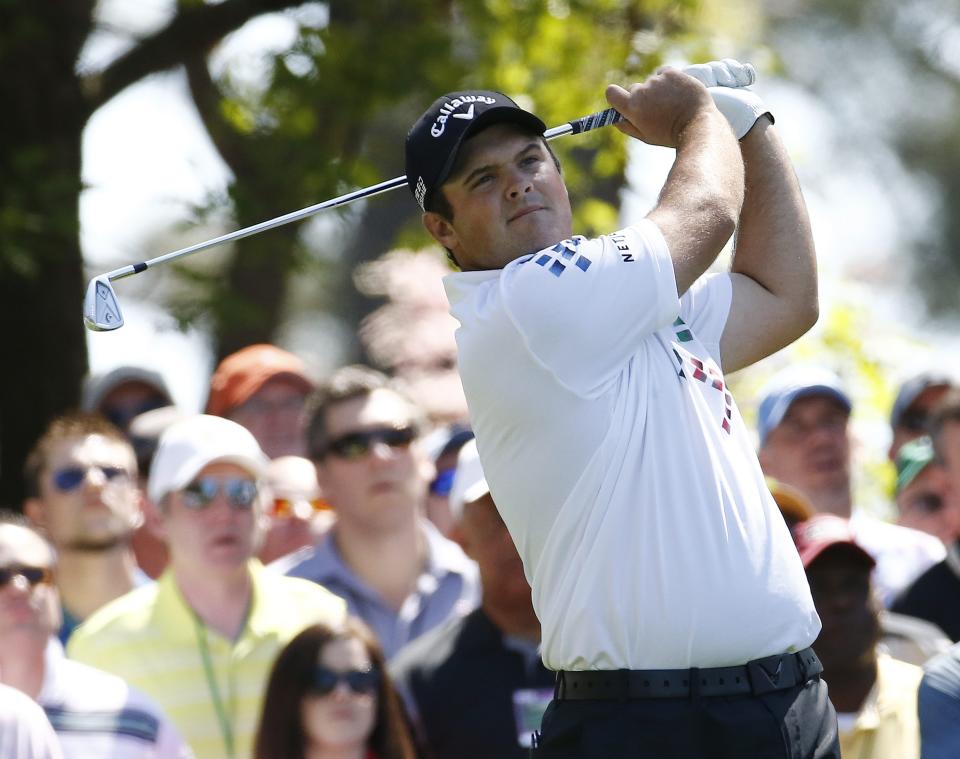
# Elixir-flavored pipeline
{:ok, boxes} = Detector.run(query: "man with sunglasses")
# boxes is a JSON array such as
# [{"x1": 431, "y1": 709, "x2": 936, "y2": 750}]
[
  {"x1": 274, "y1": 365, "x2": 479, "y2": 659},
  {"x1": 68, "y1": 414, "x2": 347, "y2": 759},
  {"x1": 23, "y1": 412, "x2": 151, "y2": 644},
  {"x1": 0, "y1": 512, "x2": 190, "y2": 757}
]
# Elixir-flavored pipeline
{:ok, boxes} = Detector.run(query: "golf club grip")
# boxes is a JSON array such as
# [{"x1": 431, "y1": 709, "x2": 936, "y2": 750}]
[{"x1": 569, "y1": 107, "x2": 622, "y2": 134}]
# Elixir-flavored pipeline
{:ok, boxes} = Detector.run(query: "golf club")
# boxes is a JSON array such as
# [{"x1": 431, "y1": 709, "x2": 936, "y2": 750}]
[{"x1": 83, "y1": 106, "x2": 628, "y2": 332}]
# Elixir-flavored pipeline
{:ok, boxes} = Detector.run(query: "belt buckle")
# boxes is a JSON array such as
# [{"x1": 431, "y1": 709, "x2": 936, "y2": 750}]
[{"x1": 746, "y1": 654, "x2": 789, "y2": 696}]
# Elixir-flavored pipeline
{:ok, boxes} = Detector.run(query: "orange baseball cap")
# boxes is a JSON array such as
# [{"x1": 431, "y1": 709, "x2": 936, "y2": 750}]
[{"x1": 206, "y1": 344, "x2": 314, "y2": 417}]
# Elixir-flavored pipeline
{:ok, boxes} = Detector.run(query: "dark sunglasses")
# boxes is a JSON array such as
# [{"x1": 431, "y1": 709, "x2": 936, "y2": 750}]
[
  {"x1": 182, "y1": 477, "x2": 258, "y2": 511},
  {"x1": 103, "y1": 398, "x2": 168, "y2": 430},
  {"x1": 898, "y1": 410, "x2": 929, "y2": 433},
  {"x1": 323, "y1": 426, "x2": 416, "y2": 460},
  {"x1": 310, "y1": 665, "x2": 380, "y2": 696},
  {"x1": 0, "y1": 564, "x2": 54, "y2": 589},
  {"x1": 52, "y1": 465, "x2": 129, "y2": 492}
]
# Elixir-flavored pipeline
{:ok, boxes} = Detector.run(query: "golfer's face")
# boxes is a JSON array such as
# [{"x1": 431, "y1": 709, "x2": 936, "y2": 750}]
[{"x1": 438, "y1": 123, "x2": 572, "y2": 271}]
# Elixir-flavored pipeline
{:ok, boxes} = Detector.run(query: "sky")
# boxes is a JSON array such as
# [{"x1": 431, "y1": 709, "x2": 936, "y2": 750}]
[{"x1": 79, "y1": 4, "x2": 960, "y2": 424}]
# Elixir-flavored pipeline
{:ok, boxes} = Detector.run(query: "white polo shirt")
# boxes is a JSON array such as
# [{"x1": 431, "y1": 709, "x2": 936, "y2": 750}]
[
  {"x1": 443, "y1": 220, "x2": 820, "y2": 671},
  {"x1": 39, "y1": 639, "x2": 191, "y2": 758}
]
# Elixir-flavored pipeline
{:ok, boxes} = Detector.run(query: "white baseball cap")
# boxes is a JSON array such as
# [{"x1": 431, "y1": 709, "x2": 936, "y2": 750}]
[
  {"x1": 448, "y1": 439, "x2": 490, "y2": 522},
  {"x1": 148, "y1": 414, "x2": 269, "y2": 503}
]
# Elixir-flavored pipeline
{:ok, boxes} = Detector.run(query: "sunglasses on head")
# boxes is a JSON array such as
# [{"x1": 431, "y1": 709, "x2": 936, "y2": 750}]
[
  {"x1": 52, "y1": 465, "x2": 129, "y2": 492},
  {"x1": 310, "y1": 665, "x2": 380, "y2": 696},
  {"x1": 322, "y1": 426, "x2": 416, "y2": 460},
  {"x1": 0, "y1": 564, "x2": 53, "y2": 589},
  {"x1": 181, "y1": 477, "x2": 258, "y2": 511}
]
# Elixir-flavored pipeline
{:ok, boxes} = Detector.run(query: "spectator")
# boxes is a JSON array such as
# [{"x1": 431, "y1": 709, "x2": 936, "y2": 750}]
[
  {"x1": 0, "y1": 683, "x2": 63, "y2": 759},
  {"x1": 757, "y1": 366, "x2": 945, "y2": 605},
  {"x1": 259, "y1": 455, "x2": 334, "y2": 565},
  {"x1": 918, "y1": 641, "x2": 960, "y2": 759},
  {"x1": 422, "y1": 424, "x2": 474, "y2": 538},
  {"x1": 68, "y1": 415, "x2": 347, "y2": 759},
  {"x1": 888, "y1": 372, "x2": 954, "y2": 462},
  {"x1": 23, "y1": 413, "x2": 149, "y2": 643},
  {"x1": 771, "y1": 476, "x2": 951, "y2": 667},
  {"x1": 895, "y1": 437, "x2": 958, "y2": 545},
  {"x1": 127, "y1": 405, "x2": 188, "y2": 578},
  {"x1": 794, "y1": 514, "x2": 922, "y2": 758},
  {"x1": 892, "y1": 390, "x2": 960, "y2": 640},
  {"x1": 254, "y1": 617, "x2": 416, "y2": 759},
  {"x1": 206, "y1": 344, "x2": 314, "y2": 458},
  {"x1": 0, "y1": 513, "x2": 190, "y2": 757},
  {"x1": 274, "y1": 366, "x2": 479, "y2": 659},
  {"x1": 767, "y1": 476, "x2": 814, "y2": 531},
  {"x1": 390, "y1": 439, "x2": 553, "y2": 758},
  {"x1": 82, "y1": 366, "x2": 174, "y2": 434}
]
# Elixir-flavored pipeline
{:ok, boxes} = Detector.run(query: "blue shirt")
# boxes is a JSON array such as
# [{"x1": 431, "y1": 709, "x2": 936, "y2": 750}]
[
  {"x1": 272, "y1": 519, "x2": 479, "y2": 658},
  {"x1": 919, "y1": 641, "x2": 960, "y2": 759}
]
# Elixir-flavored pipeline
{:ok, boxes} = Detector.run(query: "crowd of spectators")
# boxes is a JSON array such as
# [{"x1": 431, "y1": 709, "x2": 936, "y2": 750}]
[{"x1": 3, "y1": 339, "x2": 960, "y2": 758}]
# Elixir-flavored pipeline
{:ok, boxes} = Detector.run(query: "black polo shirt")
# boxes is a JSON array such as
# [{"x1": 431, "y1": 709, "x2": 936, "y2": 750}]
[{"x1": 390, "y1": 607, "x2": 554, "y2": 759}]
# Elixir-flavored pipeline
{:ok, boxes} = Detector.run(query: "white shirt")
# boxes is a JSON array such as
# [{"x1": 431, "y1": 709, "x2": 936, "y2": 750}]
[
  {"x1": 0, "y1": 683, "x2": 63, "y2": 759},
  {"x1": 444, "y1": 221, "x2": 820, "y2": 670},
  {"x1": 850, "y1": 510, "x2": 946, "y2": 607},
  {"x1": 39, "y1": 640, "x2": 192, "y2": 759}
]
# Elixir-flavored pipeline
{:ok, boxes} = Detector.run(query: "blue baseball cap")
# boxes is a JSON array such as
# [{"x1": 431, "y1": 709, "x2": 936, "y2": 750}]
[{"x1": 756, "y1": 367, "x2": 852, "y2": 447}]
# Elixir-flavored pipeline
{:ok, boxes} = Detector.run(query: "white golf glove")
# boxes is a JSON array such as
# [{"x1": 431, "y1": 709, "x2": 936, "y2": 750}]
[{"x1": 682, "y1": 58, "x2": 771, "y2": 139}]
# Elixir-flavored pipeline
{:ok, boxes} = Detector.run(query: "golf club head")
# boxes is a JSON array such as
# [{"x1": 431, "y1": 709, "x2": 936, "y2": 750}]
[{"x1": 83, "y1": 275, "x2": 124, "y2": 331}]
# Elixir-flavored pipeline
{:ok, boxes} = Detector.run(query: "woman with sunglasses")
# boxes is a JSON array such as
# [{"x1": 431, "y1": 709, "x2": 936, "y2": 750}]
[{"x1": 254, "y1": 617, "x2": 416, "y2": 759}]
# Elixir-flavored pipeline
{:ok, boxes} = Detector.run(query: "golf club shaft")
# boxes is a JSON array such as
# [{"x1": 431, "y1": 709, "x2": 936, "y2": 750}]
[{"x1": 100, "y1": 107, "x2": 623, "y2": 283}]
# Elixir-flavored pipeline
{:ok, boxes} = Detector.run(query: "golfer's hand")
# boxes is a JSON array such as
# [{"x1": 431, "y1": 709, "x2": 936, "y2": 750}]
[
  {"x1": 605, "y1": 67, "x2": 717, "y2": 149},
  {"x1": 682, "y1": 59, "x2": 771, "y2": 139}
]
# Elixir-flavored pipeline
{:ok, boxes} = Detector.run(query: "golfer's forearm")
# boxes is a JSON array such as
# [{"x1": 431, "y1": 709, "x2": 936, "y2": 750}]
[
  {"x1": 651, "y1": 109, "x2": 744, "y2": 294},
  {"x1": 731, "y1": 118, "x2": 818, "y2": 329}
]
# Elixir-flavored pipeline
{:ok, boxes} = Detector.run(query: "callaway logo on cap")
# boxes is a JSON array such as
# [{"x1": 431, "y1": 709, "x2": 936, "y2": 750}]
[{"x1": 405, "y1": 90, "x2": 546, "y2": 211}]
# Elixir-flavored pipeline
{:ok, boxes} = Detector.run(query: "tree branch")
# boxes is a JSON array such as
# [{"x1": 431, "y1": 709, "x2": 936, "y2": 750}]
[{"x1": 82, "y1": 0, "x2": 298, "y2": 114}]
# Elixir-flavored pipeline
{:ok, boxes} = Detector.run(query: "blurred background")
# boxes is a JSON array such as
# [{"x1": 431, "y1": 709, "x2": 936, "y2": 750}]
[{"x1": 4, "y1": 0, "x2": 960, "y2": 510}]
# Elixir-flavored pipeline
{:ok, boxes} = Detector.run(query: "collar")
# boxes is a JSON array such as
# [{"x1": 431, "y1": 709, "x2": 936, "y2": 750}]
[
  {"x1": 946, "y1": 540, "x2": 960, "y2": 579},
  {"x1": 38, "y1": 637, "x2": 67, "y2": 705},
  {"x1": 442, "y1": 269, "x2": 502, "y2": 306},
  {"x1": 292, "y1": 518, "x2": 474, "y2": 599}
]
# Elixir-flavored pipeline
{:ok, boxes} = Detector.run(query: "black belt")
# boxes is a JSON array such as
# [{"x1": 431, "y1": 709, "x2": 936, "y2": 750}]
[{"x1": 554, "y1": 647, "x2": 821, "y2": 700}]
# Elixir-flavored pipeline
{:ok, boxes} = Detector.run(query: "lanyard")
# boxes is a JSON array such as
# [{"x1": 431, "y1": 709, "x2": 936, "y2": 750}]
[{"x1": 192, "y1": 615, "x2": 235, "y2": 759}]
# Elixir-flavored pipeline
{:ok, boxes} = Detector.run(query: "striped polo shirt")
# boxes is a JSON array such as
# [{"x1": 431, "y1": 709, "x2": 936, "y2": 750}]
[{"x1": 68, "y1": 560, "x2": 346, "y2": 759}]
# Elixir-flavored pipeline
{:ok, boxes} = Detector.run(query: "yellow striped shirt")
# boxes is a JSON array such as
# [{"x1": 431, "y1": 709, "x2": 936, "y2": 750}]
[{"x1": 68, "y1": 560, "x2": 346, "y2": 759}]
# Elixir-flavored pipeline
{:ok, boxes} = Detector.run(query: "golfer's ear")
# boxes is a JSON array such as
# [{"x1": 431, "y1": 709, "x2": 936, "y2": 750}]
[{"x1": 423, "y1": 211, "x2": 459, "y2": 250}]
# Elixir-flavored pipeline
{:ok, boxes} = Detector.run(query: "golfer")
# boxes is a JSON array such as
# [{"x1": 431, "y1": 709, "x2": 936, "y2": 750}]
[{"x1": 404, "y1": 60, "x2": 839, "y2": 757}]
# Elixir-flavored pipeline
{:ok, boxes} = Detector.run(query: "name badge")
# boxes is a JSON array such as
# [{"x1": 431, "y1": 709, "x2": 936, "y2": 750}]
[{"x1": 512, "y1": 687, "x2": 553, "y2": 747}]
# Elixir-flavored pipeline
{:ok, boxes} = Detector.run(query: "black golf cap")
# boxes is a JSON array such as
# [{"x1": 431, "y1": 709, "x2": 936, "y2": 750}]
[{"x1": 405, "y1": 90, "x2": 546, "y2": 211}]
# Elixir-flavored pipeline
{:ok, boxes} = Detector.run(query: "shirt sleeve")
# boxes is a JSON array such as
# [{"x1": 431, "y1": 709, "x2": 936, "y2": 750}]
[
  {"x1": 676, "y1": 273, "x2": 733, "y2": 368},
  {"x1": 499, "y1": 220, "x2": 680, "y2": 396}
]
